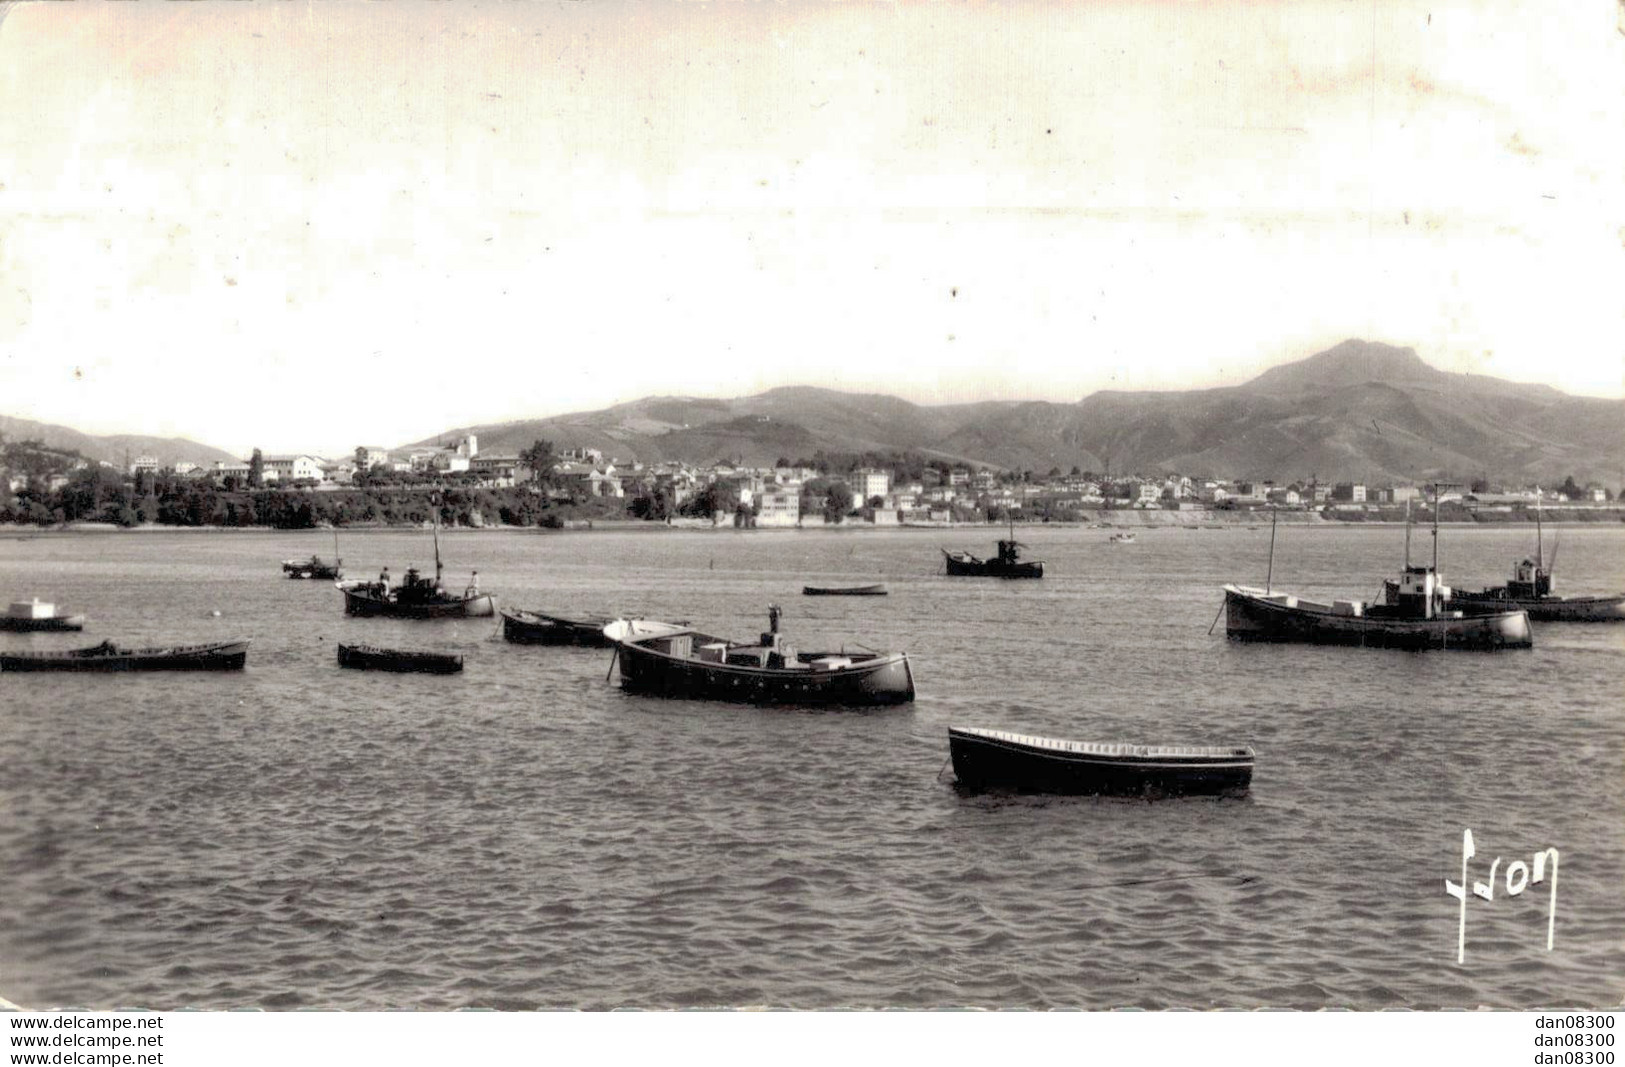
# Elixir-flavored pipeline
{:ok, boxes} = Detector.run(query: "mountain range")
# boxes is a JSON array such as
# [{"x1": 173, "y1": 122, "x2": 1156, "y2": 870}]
[
  {"x1": 411, "y1": 341, "x2": 1624, "y2": 488},
  {"x1": 0, "y1": 414, "x2": 237, "y2": 471},
  {"x1": 5, "y1": 341, "x2": 1620, "y2": 488}
]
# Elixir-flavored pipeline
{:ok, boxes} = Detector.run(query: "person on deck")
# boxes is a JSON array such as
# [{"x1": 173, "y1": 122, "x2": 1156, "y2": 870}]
[{"x1": 378, "y1": 567, "x2": 391, "y2": 596}]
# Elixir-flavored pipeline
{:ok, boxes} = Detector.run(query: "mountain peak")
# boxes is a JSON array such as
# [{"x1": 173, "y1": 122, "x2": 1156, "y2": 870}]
[{"x1": 1246, "y1": 339, "x2": 1439, "y2": 394}]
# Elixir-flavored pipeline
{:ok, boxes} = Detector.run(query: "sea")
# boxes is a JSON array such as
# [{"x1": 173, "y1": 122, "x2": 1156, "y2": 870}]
[{"x1": 1, "y1": 523, "x2": 1621, "y2": 1010}]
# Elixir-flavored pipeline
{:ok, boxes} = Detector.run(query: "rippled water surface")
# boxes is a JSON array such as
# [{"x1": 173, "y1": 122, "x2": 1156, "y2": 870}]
[{"x1": 2, "y1": 523, "x2": 1622, "y2": 1009}]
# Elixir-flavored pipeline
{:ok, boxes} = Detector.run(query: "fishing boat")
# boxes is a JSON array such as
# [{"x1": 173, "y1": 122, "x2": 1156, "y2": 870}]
[
  {"x1": 341, "y1": 513, "x2": 493, "y2": 619},
  {"x1": 612, "y1": 605, "x2": 914, "y2": 705},
  {"x1": 948, "y1": 727, "x2": 1255, "y2": 797},
  {"x1": 1223, "y1": 500, "x2": 1531, "y2": 650},
  {"x1": 802, "y1": 584, "x2": 888, "y2": 596},
  {"x1": 337, "y1": 642, "x2": 463, "y2": 673},
  {"x1": 942, "y1": 520, "x2": 1043, "y2": 578},
  {"x1": 501, "y1": 608, "x2": 617, "y2": 646},
  {"x1": 0, "y1": 639, "x2": 250, "y2": 672},
  {"x1": 1108, "y1": 531, "x2": 1137, "y2": 544},
  {"x1": 284, "y1": 531, "x2": 343, "y2": 579},
  {"x1": 1447, "y1": 500, "x2": 1625, "y2": 621},
  {"x1": 1, "y1": 598, "x2": 86, "y2": 632}
]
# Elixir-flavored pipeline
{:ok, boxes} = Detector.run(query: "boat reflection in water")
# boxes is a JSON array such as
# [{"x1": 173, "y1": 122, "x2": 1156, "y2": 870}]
[{"x1": 613, "y1": 605, "x2": 914, "y2": 706}]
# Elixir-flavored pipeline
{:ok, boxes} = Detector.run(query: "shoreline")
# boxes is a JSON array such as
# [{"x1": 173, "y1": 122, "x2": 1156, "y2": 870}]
[{"x1": 5, "y1": 511, "x2": 1623, "y2": 536}]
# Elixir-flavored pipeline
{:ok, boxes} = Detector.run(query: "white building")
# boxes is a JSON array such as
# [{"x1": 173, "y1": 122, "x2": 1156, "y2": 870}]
[
  {"x1": 262, "y1": 455, "x2": 324, "y2": 483},
  {"x1": 756, "y1": 489, "x2": 801, "y2": 527},
  {"x1": 852, "y1": 468, "x2": 891, "y2": 501}
]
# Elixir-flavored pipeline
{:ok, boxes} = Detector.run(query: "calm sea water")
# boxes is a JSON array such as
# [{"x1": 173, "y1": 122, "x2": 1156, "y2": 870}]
[{"x1": 2, "y1": 523, "x2": 1621, "y2": 1010}]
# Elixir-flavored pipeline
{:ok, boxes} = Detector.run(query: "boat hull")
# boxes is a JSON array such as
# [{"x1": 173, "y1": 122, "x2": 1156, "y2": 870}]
[
  {"x1": 0, "y1": 640, "x2": 250, "y2": 672},
  {"x1": 1451, "y1": 590, "x2": 1625, "y2": 622},
  {"x1": 1224, "y1": 586, "x2": 1532, "y2": 650},
  {"x1": 616, "y1": 636, "x2": 915, "y2": 706},
  {"x1": 802, "y1": 585, "x2": 888, "y2": 596},
  {"x1": 343, "y1": 587, "x2": 495, "y2": 619},
  {"x1": 501, "y1": 609, "x2": 612, "y2": 646},
  {"x1": 949, "y1": 727, "x2": 1254, "y2": 797},
  {"x1": 337, "y1": 643, "x2": 463, "y2": 673},
  {"x1": 942, "y1": 552, "x2": 1044, "y2": 579},
  {"x1": 0, "y1": 615, "x2": 86, "y2": 632}
]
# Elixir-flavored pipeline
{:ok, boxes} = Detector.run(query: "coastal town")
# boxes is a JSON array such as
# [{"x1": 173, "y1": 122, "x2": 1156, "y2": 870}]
[{"x1": 2, "y1": 428, "x2": 1617, "y2": 529}]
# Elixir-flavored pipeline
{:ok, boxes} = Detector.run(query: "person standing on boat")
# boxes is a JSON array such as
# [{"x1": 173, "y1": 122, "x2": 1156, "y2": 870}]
[
  {"x1": 465, "y1": 570, "x2": 480, "y2": 598},
  {"x1": 378, "y1": 566, "x2": 391, "y2": 596}
]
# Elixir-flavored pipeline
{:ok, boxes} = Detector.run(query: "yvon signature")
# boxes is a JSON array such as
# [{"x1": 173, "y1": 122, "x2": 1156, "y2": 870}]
[{"x1": 1444, "y1": 829, "x2": 1558, "y2": 964}]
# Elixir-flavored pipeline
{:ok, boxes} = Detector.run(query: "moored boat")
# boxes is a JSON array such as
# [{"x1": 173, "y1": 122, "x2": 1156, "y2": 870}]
[
  {"x1": 1224, "y1": 580, "x2": 1531, "y2": 650},
  {"x1": 283, "y1": 555, "x2": 343, "y2": 580},
  {"x1": 1108, "y1": 532, "x2": 1137, "y2": 544},
  {"x1": 601, "y1": 617, "x2": 691, "y2": 645},
  {"x1": 2, "y1": 598, "x2": 86, "y2": 632},
  {"x1": 0, "y1": 639, "x2": 250, "y2": 672},
  {"x1": 613, "y1": 605, "x2": 914, "y2": 705},
  {"x1": 802, "y1": 584, "x2": 888, "y2": 596},
  {"x1": 341, "y1": 515, "x2": 492, "y2": 618},
  {"x1": 337, "y1": 642, "x2": 463, "y2": 673},
  {"x1": 501, "y1": 608, "x2": 616, "y2": 646},
  {"x1": 941, "y1": 538, "x2": 1043, "y2": 579},
  {"x1": 948, "y1": 726, "x2": 1255, "y2": 797},
  {"x1": 1447, "y1": 505, "x2": 1625, "y2": 621}
]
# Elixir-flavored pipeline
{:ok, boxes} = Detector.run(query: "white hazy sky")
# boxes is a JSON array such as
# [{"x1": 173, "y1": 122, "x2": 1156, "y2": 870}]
[{"x1": 1, "y1": 0, "x2": 1622, "y2": 457}]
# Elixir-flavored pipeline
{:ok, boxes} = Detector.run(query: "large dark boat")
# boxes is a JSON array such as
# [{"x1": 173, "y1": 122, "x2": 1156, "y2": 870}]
[
  {"x1": 337, "y1": 642, "x2": 463, "y2": 674},
  {"x1": 1, "y1": 598, "x2": 85, "y2": 632},
  {"x1": 942, "y1": 529, "x2": 1043, "y2": 579},
  {"x1": 341, "y1": 517, "x2": 493, "y2": 619},
  {"x1": 501, "y1": 608, "x2": 616, "y2": 646},
  {"x1": 948, "y1": 727, "x2": 1255, "y2": 797},
  {"x1": 1223, "y1": 502, "x2": 1530, "y2": 650},
  {"x1": 0, "y1": 639, "x2": 250, "y2": 672},
  {"x1": 613, "y1": 605, "x2": 914, "y2": 706},
  {"x1": 802, "y1": 584, "x2": 888, "y2": 596}
]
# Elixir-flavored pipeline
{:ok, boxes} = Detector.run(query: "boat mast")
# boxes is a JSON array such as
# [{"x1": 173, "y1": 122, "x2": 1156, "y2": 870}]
[
  {"x1": 432, "y1": 500, "x2": 443, "y2": 582},
  {"x1": 1431, "y1": 482, "x2": 1440, "y2": 572},
  {"x1": 1404, "y1": 497, "x2": 1412, "y2": 568},
  {"x1": 1535, "y1": 487, "x2": 1544, "y2": 573},
  {"x1": 1265, "y1": 506, "x2": 1277, "y2": 595}
]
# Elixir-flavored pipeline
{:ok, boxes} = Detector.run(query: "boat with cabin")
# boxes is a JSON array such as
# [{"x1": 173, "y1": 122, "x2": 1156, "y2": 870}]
[
  {"x1": 337, "y1": 642, "x2": 463, "y2": 673},
  {"x1": 612, "y1": 605, "x2": 915, "y2": 705},
  {"x1": 1223, "y1": 500, "x2": 1531, "y2": 650},
  {"x1": 283, "y1": 556, "x2": 342, "y2": 580},
  {"x1": 942, "y1": 520, "x2": 1043, "y2": 578},
  {"x1": 948, "y1": 727, "x2": 1255, "y2": 797},
  {"x1": 2, "y1": 598, "x2": 86, "y2": 632},
  {"x1": 1445, "y1": 502, "x2": 1625, "y2": 621},
  {"x1": 0, "y1": 639, "x2": 250, "y2": 672},
  {"x1": 341, "y1": 515, "x2": 493, "y2": 619}
]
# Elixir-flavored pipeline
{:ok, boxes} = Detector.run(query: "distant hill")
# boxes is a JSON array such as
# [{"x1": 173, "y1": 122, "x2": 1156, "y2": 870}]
[
  {"x1": 409, "y1": 340, "x2": 1625, "y2": 488},
  {"x1": 0, "y1": 415, "x2": 238, "y2": 470}
]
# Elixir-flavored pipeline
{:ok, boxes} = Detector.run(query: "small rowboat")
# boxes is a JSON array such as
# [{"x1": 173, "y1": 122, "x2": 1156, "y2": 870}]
[
  {"x1": 802, "y1": 584, "x2": 888, "y2": 597},
  {"x1": 337, "y1": 643, "x2": 463, "y2": 674},
  {"x1": 601, "y1": 617, "x2": 690, "y2": 645},
  {"x1": 501, "y1": 608, "x2": 615, "y2": 646},
  {"x1": 948, "y1": 727, "x2": 1254, "y2": 797},
  {"x1": 0, "y1": 639, "x2": 250, "y2": 672}
]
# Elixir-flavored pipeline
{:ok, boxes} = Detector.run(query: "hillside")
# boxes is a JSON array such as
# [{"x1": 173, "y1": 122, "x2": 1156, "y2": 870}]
[
  {"x1": 0, "y1": 415, "x2": 239, "y2": 470},
  {"x1": 409, "y1": 340, "x2": 1624, "y2": 488}
]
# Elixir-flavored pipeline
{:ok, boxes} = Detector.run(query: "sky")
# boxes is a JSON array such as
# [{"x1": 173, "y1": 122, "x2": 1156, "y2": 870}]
[{"x1": 1, "y1": 0, "x2": 1622, "y2": 457}]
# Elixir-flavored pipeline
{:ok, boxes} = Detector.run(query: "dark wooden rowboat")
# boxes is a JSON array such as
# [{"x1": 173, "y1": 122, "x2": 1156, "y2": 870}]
[
  {"x1": 337, "y1": 642, "x2": 463, "y2": 673},
  {"x1": 613, "y1": 606, "x2": 914, "y2": 706},
  {"x1": 1224, "y1": 583, "x2": 1531, "y2": 650},
  {"x1": 802, "y1": 584, "x2": 888, "y2": 597},
  {"x1": 948, "y1": 727, "x2": 1255, "y2": 797},
  {"x1": 501, "y1": 608, "x2": 615, "y2": 646},
  {"x1": 0, "y1": 639, "x2": 250, "y2": 672}
]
